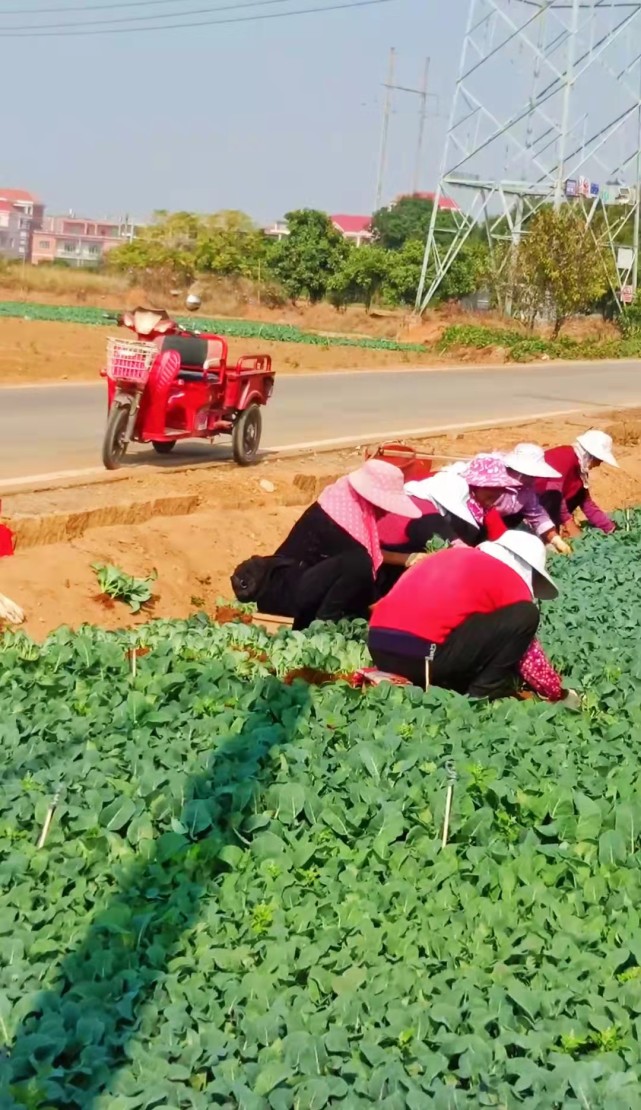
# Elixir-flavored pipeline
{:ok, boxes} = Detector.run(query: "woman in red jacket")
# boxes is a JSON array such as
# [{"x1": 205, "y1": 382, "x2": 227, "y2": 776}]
[
  {"x1": 535, "y1": 429, "x2": 619, "y2": 535},
  {"x1": 369, "y1": 530, "x2": 573, "y2": 701}
]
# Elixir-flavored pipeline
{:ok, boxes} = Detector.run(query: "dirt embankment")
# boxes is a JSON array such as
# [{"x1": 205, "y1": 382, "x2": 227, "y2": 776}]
[{"x1": 3, "y1": 408, "x2": 641, "y2": 639}]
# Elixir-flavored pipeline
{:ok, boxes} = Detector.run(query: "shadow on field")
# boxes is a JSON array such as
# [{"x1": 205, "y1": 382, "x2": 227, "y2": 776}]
[{"x1": 3, "y1": 675, "x2": 311, "y2": 1109}]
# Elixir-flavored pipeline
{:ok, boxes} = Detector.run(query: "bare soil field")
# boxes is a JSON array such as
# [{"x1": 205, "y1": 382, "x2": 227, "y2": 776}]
[
  {"x1": 0, "y1": 287, "x2": 621, "y2": 386},
  {"x1": 2, "y1": 407, "x2": 641, "y2": 638},
  {"x1": 0, "y1": 316, "x2": 441, "y2": 385}
]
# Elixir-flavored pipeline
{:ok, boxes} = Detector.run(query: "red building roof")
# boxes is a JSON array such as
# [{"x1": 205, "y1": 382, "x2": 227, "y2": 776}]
[
  {"x1": 331, "y1": 214, "x2": 372, "y2": 234},
  {"x1": 0, "y1": 188, "x2": 41, "y2": 204},
  {"x1": 399, "y1": 191, "x2": 459, "y2": 211}
]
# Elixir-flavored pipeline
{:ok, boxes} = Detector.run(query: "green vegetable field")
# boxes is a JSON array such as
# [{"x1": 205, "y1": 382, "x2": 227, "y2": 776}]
[
  {"x1": 0, "y1": 301, "x2": 425, "y2": 355},
  {"x1": 3, "y1": 514, "x2": 641, "y2": 1107}
]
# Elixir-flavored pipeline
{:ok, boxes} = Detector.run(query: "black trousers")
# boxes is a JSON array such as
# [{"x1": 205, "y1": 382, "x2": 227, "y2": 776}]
[
  {"x1": 292, "y1": 549, "x2": 374, "y2": 631},
  {"x1": 369, "y1": 601, "x2": 539, "y2": 699},
  {"x1": 257, "y1": 548, "x2": 374, "y2": 631}
]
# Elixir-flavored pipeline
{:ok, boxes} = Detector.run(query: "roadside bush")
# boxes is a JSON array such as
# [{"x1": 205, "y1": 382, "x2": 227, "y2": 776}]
[
  {"x1": 439, "y1": 323, "x2": 641, "y2": 362},
  {"x1": 618, "y1": 299, "x2": 641, "y2": 338}
]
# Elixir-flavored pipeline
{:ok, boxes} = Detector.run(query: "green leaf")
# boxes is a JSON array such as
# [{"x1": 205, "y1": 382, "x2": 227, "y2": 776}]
[
  {"x1": 358, "y1": 744, "x2": 385, "y2": 781},
  {"x1": 99, "y1": 796, "x2": 137, "y2": 831},
  {"x1": 0, "y1": 990, "x2": 12, "y2": 1045},
  {"x1": 599, "y1": 829, "x2": 627, "y2": 866},
  {"x1": 331, "y1": 966, "x2": 366, "y2": 995},
  {"x1": 253, "y1": 1062, "x2": 291, "y2": 1097}
]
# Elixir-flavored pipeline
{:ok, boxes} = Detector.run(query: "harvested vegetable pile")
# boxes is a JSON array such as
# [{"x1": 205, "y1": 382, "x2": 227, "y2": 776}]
[
  {"x1": 2, "y1": 512, "x2": 641, "y2": 1107},
  {"x1": 0, "y1": 301, "x2": 425, "y2": 354}
]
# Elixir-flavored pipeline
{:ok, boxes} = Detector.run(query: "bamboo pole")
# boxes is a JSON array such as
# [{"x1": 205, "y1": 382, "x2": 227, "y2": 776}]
[
  {"x1": 37, "y1": 789, "x2": 61, "y2": 849},
  {"x1": 441, "y1": 761, "x2": 457, "y2": 849}
]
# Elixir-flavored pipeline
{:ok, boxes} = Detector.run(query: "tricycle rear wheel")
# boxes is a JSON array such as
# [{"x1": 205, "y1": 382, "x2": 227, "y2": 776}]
[
  {"x1": 102, "y1": 402, "x2": 130, "y2": 470},
  {"x1": 232, "y1": 405, "x2": 262, "y2": 466},
  {"x1": 152, "y1": 440, "x2": 176, "y2": 455}
]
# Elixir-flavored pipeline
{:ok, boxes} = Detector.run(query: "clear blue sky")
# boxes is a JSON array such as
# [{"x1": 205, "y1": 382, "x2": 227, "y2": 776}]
[{"x1": 1, "y1": 0, "x2": 464, "y2": 223}]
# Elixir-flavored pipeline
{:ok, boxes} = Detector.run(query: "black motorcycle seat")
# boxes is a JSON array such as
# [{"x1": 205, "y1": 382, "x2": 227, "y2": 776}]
[{"x1": 161, "y1": 334, "x2": 209, "y2": 369}]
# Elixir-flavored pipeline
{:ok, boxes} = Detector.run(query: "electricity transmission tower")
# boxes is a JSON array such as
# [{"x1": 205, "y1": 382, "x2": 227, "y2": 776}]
[{"x1": 415, "y1": 0, "x2": 641, "y2": 313}]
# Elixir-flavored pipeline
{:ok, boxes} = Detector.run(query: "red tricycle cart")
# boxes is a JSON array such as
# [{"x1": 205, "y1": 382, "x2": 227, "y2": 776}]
[{"x1": 100, "y1": 307, "x2": 275, "y2": 470}]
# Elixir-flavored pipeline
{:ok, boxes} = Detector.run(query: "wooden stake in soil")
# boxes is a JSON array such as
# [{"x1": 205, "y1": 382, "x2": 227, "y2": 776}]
[
  {"x1": 441, "y1": 761, "x2": 457, "y2": 849},
  {"x1": 36, "y1": 788, "x2": 62, "y2": 849}
]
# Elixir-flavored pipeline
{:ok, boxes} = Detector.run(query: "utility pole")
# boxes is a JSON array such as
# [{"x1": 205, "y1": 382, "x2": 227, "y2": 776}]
[
  {"x1": 413, "y1": 57, "x2": 431, "y2": 194},
  {"x1": 374, "y1": 47, "x2": 396, "y2": 211},
  {"x1": 375, "y1": 52, "x2": 438, "y2": 206}
]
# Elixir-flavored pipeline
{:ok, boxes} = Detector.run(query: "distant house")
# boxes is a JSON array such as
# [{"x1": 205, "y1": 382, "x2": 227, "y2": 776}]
[
  {"x1": 0, "y1": 188, "x2": 45, "y2": 261},
  {"x1": 264, "y1": 212, "x2": 372, "y2": 247},
  {"x1": 31, "y1": 214, "x2": 137, "y2": 268},
  {"x1": 264, "y1": 219, "x2": 289, "y2": 242},
  {"x1": 329, "y1": 214, "x2": 372, "y2": 246},
  {"x1": 396, "y1": 191, "x2": 459, "y2": 212}
]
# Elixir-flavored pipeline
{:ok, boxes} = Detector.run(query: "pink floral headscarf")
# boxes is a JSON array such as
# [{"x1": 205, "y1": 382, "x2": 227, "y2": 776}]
[
  {"x1": 462, "y1": 453, "x2": 519, "y2": 489},
  {"x1": 318, "y1": 477, "x2": 383, "y2": 571},
  {"x1": 462, "y1": 453, "x2": 519, "y2": 524}
]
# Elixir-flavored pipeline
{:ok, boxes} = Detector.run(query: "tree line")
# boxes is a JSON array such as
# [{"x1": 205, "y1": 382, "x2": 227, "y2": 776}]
[
  {"x1": 107, "y1": 195, "x2": 627, "y2": 333},
  {"x1": 107, "y1": 196, "x2": 486, "y2": 311}
]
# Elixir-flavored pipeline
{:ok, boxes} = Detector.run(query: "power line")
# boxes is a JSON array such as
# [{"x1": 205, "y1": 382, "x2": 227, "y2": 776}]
[
  {"x1": 0, "y1": 0, "x2": 202, "y2": 14},
  {"x1": 0, "y1": 0, "x2": 395, "y2": 35},
  {"x1": 0, "y1": 0, "x2": 292, "y2": 31}
]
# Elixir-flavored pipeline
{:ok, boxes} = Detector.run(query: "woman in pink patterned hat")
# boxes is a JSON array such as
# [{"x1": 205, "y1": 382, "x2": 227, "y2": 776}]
[
  {"x1": 464, "y1": 446, "x2": 571, "y2": 554},
  {"x1": 231, "y1": 459, "x2": 421, "y2": 630},
  {"x1": 459, "y1": 454, "x2": 519, "y2": 540}
]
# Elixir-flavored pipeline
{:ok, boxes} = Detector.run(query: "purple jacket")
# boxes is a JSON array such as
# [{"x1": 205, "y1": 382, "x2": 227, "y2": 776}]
[{"x1": 492, "y1": 482, "x2": 554, "y2": 537}]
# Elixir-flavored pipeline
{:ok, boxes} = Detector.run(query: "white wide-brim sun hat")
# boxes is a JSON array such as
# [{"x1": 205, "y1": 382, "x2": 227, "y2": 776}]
[
  {"x1": 482, "y1": 530, "x2": 558, "y2": 600},
  {"x1": 576, "y1": 429, "x2": 619, "y2": 468},
  {"x1": 348, "y1": 459, "x2": 422, "y2": 518},
  {"x1": 404, "y1": 472, "x2": 479, "y2": 528},
  {"x1": 502, "y1": 442, "x2": 561, "y2": 479}
]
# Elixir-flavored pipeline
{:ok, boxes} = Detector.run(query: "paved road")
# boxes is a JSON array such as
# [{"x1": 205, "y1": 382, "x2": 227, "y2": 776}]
[{"x1": 2, "y1": 360, "x2": 641, "y2": 481}]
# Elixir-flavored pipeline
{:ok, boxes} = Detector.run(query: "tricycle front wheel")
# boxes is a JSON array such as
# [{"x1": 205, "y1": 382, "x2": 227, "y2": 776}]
[
  {"x1": 102, "y1": 402, "x2": 130, "y2": 470},
  {"x1": 232, "y1": 405, "x2": 262, "y2": 466},
  {"x1": 152, "y1": 440, "x2": 176, "y2": 455}
]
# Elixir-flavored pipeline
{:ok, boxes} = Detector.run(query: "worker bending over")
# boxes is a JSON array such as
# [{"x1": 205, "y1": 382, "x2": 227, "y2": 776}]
[
  {"x1": 369, "y1": 530, "x2": 575, "y2": 703},
  {"x1": 536, "y1": 429, "x2": 619, "y2": 536}
]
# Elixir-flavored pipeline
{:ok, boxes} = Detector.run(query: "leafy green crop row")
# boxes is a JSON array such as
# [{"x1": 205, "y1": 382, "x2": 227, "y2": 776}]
[
  {"x1": 3, "y1": 514, "x2": 641, "y2": 1107},
  {"x1": 0, "y1": 301, "x2": 426, "y2": 354},
  {"x1": 438, "y1": 323, "x2": 641, "y2": 363},
  {"x1": 5, "y1": 299, "x2": 636, "y2": 362}
]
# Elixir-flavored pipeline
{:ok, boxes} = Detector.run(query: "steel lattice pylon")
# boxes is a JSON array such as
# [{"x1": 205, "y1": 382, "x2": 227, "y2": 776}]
[{"x1": 416, "y1": 0, "x2": 641, "y2": 313}]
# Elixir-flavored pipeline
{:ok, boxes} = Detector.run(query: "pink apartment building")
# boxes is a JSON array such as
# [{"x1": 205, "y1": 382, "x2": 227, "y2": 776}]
[{"x1": 31, "y1": 215, "x2": 134, "y2": 268}]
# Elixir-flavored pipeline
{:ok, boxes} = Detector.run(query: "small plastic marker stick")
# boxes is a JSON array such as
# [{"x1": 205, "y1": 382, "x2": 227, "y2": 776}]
[
  {"x1": 425, "y1": 658, "x2": 431, "y2": 689},
  {"x1": 36, "y1": 789, "x2": 61, "y2": 849},
  {"x1": 441, "y1": 761, "x2": 457, "y2": 849}
]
